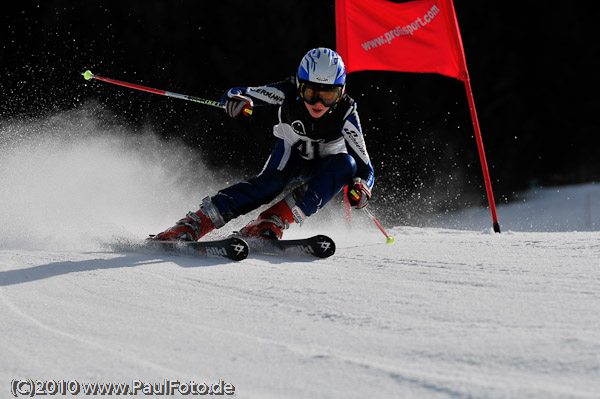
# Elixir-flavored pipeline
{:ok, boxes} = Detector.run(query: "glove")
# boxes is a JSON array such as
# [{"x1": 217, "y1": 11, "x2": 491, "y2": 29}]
[
  {"x1": 347, "y1": 178, "x2": 371, "y2": 209},
  {"x1": 225, "y1": 94, "x2": 253, "y2": 119}
]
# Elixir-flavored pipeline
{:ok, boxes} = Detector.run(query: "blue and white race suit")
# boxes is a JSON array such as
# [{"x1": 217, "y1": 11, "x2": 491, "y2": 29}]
[{"x1": 211, "y1": 76, "x2": 374, "y2": 222}]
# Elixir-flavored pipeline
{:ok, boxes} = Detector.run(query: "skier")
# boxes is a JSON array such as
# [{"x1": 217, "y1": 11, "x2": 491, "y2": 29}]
[{"x1": 154, "y1": 47, "x2": 374, "y2": 241}]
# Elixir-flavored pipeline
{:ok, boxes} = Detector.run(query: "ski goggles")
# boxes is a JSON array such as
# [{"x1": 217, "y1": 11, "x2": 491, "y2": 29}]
[{"x1": 299, "y1": 82, "x2": 343, "y2": 107}]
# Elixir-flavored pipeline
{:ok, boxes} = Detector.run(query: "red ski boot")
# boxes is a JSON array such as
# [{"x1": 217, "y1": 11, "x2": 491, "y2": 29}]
[
  {"x1": 154, "y1": 198, "x2": 224, "y2": 241},
  {"x1": 240, "y1": 198, "x2": 305, "y2": 240}
]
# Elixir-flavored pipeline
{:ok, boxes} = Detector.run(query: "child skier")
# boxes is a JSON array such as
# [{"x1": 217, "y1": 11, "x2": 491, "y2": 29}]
[{"x1": 154, "y1": 47, "x2": 374, "y2": 241}]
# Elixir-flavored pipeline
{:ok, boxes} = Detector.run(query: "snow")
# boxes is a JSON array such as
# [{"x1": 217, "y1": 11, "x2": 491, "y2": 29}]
[
  {"x1": 1, "y1": 110, "x2": 599, "y2": 398},
  {"x1": 432, "y1": 183, "x2": 600, "y2": 233}
]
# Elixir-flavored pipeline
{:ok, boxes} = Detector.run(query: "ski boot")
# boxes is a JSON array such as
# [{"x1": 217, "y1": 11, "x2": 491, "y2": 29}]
[
  {"x1": 153, "y1": 197, "x2": 225, "y2": 241},
  {"x1": 240, "y1": 197, "x2": 305, "y2": 240}
]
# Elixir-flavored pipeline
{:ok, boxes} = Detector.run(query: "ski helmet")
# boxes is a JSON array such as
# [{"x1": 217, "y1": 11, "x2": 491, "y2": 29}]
[
  {"x1": 297, "y1": 47, "x2": 346, "y2": 87},
  {"x1": 297, "y1": 48, "x2": 346, "y2": 107}
]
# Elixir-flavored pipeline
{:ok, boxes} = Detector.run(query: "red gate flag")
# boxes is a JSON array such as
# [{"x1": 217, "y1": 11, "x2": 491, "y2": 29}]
[
  {"x1": 336, "y1": 0, "x2": 501, "y2": 232},
  {"x1": 336, "y1": 0, "x2": 468, "y2": 81}
]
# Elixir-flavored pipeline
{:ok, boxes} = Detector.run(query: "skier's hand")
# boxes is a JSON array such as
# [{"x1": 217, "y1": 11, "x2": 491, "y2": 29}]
[
  {"x1": 225, "y1": 94, "x2": 253, "y2": 119},
  {"x1": 347, "y1": 178, "x2": 371, "y2": 209}
]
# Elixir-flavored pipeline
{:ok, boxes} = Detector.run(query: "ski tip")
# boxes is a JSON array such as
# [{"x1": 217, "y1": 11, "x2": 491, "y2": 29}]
[
  {"x1": 227, "y1": 236, "x2": 249, "y2": 261},
  {"x1": 313, "y1": 235, "x2": 336, "y2": 258}
]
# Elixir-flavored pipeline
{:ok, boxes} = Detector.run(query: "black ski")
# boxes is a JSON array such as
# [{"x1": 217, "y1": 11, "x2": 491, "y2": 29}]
[
  {"x1": 244, "y1": 234, "x2": 336, "y2": 258},
  {"x1": 145, "y1": 236, "x2": 249, "y2": 261}
]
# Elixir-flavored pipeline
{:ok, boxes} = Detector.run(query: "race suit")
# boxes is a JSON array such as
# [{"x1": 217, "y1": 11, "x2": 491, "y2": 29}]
[{"x1": 211, "y1": 76, "x2": 374, "y2": 222}]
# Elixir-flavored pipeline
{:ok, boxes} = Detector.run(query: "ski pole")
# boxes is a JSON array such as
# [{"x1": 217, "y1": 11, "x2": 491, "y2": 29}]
[
  {"x1": 82, "y1": 70, "x2": 252, "y2": 115},
  {"x1": 363, "y1": 207, "x2": 394, "y2": 244}
]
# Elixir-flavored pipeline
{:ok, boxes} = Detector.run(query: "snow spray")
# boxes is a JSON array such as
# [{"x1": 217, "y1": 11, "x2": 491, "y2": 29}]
[{"x1": 0, "y1": 104, "x2": 233, "y2": 250}]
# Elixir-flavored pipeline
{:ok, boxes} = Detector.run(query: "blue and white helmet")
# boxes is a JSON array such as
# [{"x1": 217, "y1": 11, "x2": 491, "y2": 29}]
[{"x1": 297, "y1": 48, "x2": 346, "y2": 88}]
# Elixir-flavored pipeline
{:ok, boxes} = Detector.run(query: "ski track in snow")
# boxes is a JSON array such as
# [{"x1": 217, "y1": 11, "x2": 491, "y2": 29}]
[{"x1": 1, "y1": 110, "x2": 599, "y2": 398}]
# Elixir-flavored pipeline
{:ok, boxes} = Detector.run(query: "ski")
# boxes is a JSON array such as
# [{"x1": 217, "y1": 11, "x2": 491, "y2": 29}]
[
  {"x1": 145, "y1": 236, "x2": 249, "y2": 261},
  {"x1": 141, "y1": 234, "x2": 334, "y2": 260},
  {"x1": 243, "y1": 234, "x2": 336, "y2": 258}
]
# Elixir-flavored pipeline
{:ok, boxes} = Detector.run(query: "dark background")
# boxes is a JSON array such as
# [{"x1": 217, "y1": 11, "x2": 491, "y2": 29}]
[{"x1": 1, "y1": 1, "x2": 598, "y2": 225}]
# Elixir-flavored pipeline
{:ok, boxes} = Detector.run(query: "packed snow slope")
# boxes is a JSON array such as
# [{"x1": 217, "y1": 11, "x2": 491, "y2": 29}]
[{"x1": 1, "y1": 109, "x2": 599, "y2": 399}]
